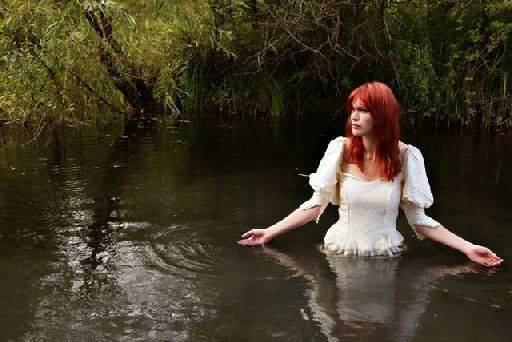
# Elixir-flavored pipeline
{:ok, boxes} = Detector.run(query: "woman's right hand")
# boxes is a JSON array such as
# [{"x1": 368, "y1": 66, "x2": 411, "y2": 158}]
[{"x1": 237, "y1": 228, "x2": 274, "y2": 246}]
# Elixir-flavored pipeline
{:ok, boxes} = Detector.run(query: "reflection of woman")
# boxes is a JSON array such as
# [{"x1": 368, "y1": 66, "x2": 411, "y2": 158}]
[
  {"x1": 262, "y1": 245, "x2": 477, "y2": 341},
  {"x1": 238, "y1": 82, "x2": 502, "y2": 267}
]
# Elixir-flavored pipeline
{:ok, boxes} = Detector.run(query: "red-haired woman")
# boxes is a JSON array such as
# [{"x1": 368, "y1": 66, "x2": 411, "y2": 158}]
[{"x1": 238, "y1": 82, "x2": 503, "y2": 267}]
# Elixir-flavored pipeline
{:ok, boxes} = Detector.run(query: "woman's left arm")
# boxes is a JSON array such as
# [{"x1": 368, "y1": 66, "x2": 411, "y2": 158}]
[{"x1": 414, "y1": 224, "x2": 504, "y2": 266}]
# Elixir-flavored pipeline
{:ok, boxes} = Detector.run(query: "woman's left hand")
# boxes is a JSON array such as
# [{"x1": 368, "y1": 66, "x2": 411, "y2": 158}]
[{"x1": 464, "y1": 244, "x2": 504, "y2": 266}]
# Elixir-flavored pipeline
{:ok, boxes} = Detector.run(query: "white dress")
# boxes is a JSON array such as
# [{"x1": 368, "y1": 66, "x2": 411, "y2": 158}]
[{"x1": 299, "y1": 136, "x2": 441, "y2": 256}]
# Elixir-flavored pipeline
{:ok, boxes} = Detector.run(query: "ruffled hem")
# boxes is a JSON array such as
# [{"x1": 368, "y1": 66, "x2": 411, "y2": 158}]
[
  {"x1": 401, "y1": 203, "x2": 441, "y2": 240},
  {"x1": 323, "y1": 229, "x2": 406, "y2": 257},
  {"x1": 299, "y1": 191, "x2": 330, "y2": 224}
]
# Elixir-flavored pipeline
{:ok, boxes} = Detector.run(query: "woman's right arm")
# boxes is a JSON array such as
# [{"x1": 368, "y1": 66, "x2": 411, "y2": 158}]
[
  {"x1": 238, "y1": 136, "x2": 344, "y2": 246},
  {"x1": 237, "y1": 205, "x2": 322, "y2": 246}
]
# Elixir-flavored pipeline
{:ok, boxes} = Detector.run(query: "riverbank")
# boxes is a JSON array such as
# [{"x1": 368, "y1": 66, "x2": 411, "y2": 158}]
[{"x1": 1, "y1": 1, "x2": 510, "y2": 131}]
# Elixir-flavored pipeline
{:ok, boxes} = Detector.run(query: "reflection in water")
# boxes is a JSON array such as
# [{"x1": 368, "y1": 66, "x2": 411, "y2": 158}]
[
  {"x1": 263, "y1": 246, "x2": 478, "y2": 341},
  {"x1": 22, "y1": 130, "x2": 206, "y2": 340}
]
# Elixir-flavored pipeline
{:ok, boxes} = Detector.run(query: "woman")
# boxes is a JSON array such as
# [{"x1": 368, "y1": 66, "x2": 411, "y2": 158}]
[{"x1": 238, "y1": 82, "x2": 503, "y2": 267}]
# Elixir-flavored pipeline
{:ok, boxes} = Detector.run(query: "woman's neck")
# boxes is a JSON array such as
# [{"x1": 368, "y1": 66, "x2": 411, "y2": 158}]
[{"x1": 362, "y1": 135, "x2": 377, "y2": 160}]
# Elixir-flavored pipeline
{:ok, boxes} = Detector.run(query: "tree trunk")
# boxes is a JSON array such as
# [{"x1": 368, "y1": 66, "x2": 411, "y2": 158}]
[{"x1": 82, "y1": 8, "x2": 162, "y2": 118}]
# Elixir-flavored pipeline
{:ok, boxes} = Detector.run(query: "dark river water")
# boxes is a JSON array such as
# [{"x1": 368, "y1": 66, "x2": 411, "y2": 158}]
[{"x1": 0, "y1": 118, "x2": 511, "y2": 341}]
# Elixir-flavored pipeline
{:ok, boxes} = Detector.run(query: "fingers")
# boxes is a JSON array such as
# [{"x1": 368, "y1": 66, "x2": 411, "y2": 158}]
[
  {"x1": 491, "y1": 254, "x2": 503, "y2": 262},
  {"x1": 241, "y1": 229, "x2": 254, "y2": 238},
  {"x1": 494, "y1": 257, "x2": 504, "y2": 265},
  {"x1": 237, "y1": 238, "x2": 255, "y2": 246},
  {"x1": 236, "y1": 239, "x2": 249, "y2": 245},
  {"x1": 491, "y1": 252, "x2": 504, "y2": 264},
  {"x1": 238, "y1": 229, "x2": 257, "y2": 246},
  {"x1": 481, "y1": 248, "x2": 504, "y2": 265},
  {"x1": 477, "y1": 247, "x2": 500, "y2": 259},
  {"x1": 474, "y1": 246, "x2": 504, "y2": 266},
  {"x1": 480, "y1": 257, "x2": 504, "y2": 267},
  {"x1": 241, "y1": 232, "x2": 252, "y2": 239}
]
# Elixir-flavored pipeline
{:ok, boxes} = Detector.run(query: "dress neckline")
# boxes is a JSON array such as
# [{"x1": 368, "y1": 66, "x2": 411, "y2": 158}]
[
  {"x1": 339, "y1": 138, "x2": 410, "y2": 181},
  {"x1": 342, "y1": 171, "x2": 403, "y2": 183}
]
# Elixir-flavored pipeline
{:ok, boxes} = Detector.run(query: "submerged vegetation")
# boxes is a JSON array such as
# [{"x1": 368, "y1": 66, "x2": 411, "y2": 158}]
[{"x1": 0, "y1": 0, "x2": 511, "y2": 131}]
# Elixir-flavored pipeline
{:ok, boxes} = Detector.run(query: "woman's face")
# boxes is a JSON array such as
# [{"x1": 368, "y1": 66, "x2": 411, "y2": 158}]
[{"x1": 350, "y1": 97, "x2": 373, "y2": 137}]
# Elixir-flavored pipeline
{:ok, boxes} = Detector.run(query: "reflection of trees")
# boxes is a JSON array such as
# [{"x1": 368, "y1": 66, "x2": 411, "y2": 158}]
[
  {"x1": 15, "y1": 127, "x2": 163, "y2": 339},
  {"x1": 23, "y1": 127, "x2": 150, "y2": 294},
  {"x1": 69, "y1": 128, "x2": 149, "y2": 288},
  {"x1": 262, "y1": 246, "x2": 477, "y2": 342}
]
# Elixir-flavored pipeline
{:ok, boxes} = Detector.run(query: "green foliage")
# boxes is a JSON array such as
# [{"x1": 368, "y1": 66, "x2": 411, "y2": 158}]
[{"x1": 0, "y1": 0, "x2": 511, "y2": 130}]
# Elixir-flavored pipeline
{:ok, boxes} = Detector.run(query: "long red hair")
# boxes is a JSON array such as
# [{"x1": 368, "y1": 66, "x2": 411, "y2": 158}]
[{"x1": 344, "y1": 82, "x2": 402, "y2": 181}]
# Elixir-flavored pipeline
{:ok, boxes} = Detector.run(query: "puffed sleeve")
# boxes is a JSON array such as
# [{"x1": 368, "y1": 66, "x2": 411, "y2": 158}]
[
  {"x1": 299, "y1": 136, "x2": 345, "y2": 223},
  {"x1": 400, "y1": 145, "x2": 441, "y2": 240}
]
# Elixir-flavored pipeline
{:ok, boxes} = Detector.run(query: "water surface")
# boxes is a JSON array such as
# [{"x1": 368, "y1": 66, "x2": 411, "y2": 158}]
[{"x1": 0, "y1": 120, "x2": 511, "y2": 341}]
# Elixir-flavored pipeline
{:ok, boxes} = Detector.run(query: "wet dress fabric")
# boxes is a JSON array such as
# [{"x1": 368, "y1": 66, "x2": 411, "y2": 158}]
[{"x1": 299, "y1": 136, "x2": 440, "y2": 256}]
